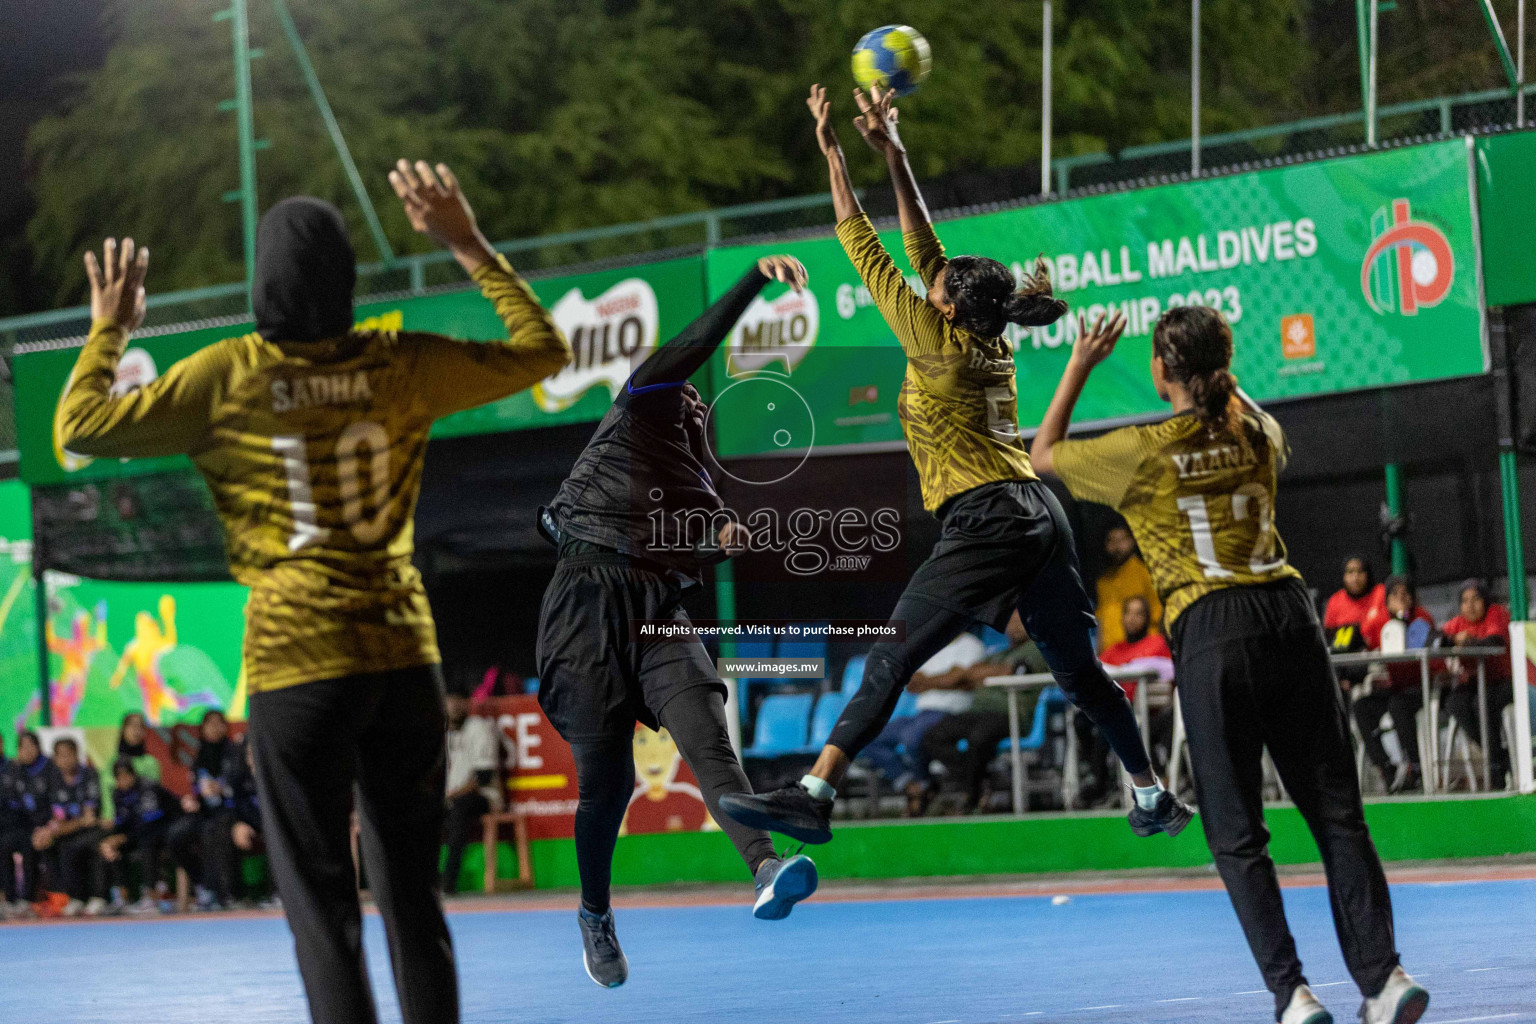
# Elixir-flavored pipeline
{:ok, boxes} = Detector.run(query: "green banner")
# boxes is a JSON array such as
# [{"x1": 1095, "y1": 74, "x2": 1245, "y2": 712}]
[
  {"x1": 0, "y1": 480, "x2": 41, "y2": 752},
  {"x1": 15, "y1": 255, "x2": 706, "y2": 485},
  {"x1": 43, "y1": 573, "x2": 248, "y2": 729},
  {"x1": 707, "y1": 138, "x2": 1486, "y2": 456}
]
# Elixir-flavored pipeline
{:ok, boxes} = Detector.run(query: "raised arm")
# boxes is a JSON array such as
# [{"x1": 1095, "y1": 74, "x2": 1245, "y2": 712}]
[
  {"x1": 56, "y1": 240, "x2": 235, "y2": 459},
  {"x1": 388, "y1": 160, "x2": 572, "y2": 418},
  {"x1": 1029, "y1": 311, "x2": 1127, "y2": 476},
  {"x1": 627, "y1": 256, "x2": 807, "y2": 393},
  {"x1": 809, "y1": 84, "x2": 862, "y2": 224},
  {"x1": 851, "y1": 86, "x2": 944, "y2": 287}
]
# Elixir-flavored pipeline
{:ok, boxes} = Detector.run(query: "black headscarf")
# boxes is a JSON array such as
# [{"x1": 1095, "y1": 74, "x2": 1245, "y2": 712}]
[
  {"x1": 1342, "y1": 554, "x2": 1376, "y2": 596},
  {"x1": 253, "y1": 197, "x2": 356, "y2": 343}
]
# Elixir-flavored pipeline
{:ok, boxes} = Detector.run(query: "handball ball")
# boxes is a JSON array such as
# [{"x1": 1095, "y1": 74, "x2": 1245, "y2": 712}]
[{"x1": 852, "y1": 25, "x2": 932, "y2": 97}]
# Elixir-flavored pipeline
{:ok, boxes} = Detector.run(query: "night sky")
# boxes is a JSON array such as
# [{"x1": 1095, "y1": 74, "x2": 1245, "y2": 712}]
[{"x1": 0, "y1": 2, "x2": 107, "y2": 216}]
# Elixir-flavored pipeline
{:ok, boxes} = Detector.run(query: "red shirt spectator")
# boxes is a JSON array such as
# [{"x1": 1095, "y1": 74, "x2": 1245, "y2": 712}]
[
  {"x1": 1324, "y1": 556, "x2": 1386, "y2": 632},
  {"x1": 1099, "y1": 597, "x2": 1173, "y2": 700},
  {"x1": 1361, "y1": 575, "x2": 1436, "y2": 690},
  {"x1": 1442, "y1": 580, "x2": 1511, "y2": 681}
]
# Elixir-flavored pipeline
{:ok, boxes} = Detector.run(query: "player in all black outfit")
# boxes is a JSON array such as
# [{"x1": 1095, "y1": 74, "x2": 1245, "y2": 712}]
[
  {"x1": 537, "y1": 254, "x2": 819, "y2": 988},
  {"x1": 0, "y1": 732, "x2": 53, "y2": 915},
  {"x1": 100, "y1": 758, "x2": 182, "y2": 913}
]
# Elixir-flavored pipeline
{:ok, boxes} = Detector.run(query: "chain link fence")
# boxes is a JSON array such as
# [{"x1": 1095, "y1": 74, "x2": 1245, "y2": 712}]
[{"x1": 3, "y1": 85, "x2": 1533, "y2": 464}]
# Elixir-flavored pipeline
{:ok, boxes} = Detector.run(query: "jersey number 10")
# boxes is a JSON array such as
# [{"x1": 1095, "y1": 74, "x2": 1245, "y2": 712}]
[
  {"x1": 273, "y1": 421, "x2": 393, "y2": 551},
  {"x1": 1176, "y1": 484, "x2": 1285, "y2": 580}
]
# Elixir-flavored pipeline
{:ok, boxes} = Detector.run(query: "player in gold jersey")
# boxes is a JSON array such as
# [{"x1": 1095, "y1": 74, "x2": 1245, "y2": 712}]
[
  {"x1": 56, "y1": 161, "x2": 570, "y2": 1024},
  {"x1": 721, "y1": 85, "x2": 1191, "y2": 845},
  {"x1": 1032, "y1": 305, "x2": 1427, "y2": 1024}
]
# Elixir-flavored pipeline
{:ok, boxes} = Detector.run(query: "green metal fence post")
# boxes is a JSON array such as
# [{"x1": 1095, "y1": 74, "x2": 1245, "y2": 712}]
[
  {"x1": 30, "y1": 496, "x2": 49, "y2": 728},
  {"x1": 216, "y1": 0, "x2": 260, "y2": 308},
  {"x1": 1384, "y1": 462, "x2": 1408, "y2": 574},
  {"x1": 1501, "y1": 449, "x2": 1529, "y2": 618},
  {"x1": 272, "y1": 0, "x2": 395, "y2": 264}
]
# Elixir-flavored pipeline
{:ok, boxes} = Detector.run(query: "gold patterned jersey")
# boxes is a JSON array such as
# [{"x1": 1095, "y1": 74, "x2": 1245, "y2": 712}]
[
  {"x1": 56, "y1": 256, "x2": 570, "y2": 693},
  {"x1": 1052, "y1": 408, "x2": 1301, "y2": 627},
  {"x1": 836, "y1": 214, "x2": 1036, "y2": 511}
]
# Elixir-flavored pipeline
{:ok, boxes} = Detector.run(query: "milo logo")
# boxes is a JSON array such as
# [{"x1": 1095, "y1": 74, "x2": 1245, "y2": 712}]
[
  {"x1": 534, "y1": 278, "x2": 660, "y2": 413},
  {"x1": 725, "y1": 287, "x2": 820, "y2": 377},
  {"x1": 55, "y1": 347, "x2": 159, "y2": 472}
]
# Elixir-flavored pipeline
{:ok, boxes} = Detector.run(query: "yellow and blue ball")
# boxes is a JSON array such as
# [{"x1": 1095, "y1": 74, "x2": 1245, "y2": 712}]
[{"x1": 852, "y1": 25, "x2": 932, "y2": 97}]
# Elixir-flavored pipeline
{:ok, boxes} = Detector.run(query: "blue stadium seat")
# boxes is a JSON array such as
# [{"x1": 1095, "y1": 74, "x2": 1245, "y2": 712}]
[
  {"x1": 523, "y1": 676, "x2": 539, "y2": 694},
  {"x1": 839, "y1": 654, "x2": 867, "y2": 691},
  {"x1": 744, "y1": 693, "x2": 814, "y2": 759},
  {"x1": 807, "y1": 691, "x2": 852, "y2": 749},
  {"x1": 998, "y1": 687, "x2": 1065, "y2": 754},
  {"x1": 978, "y1": 626, "x2": 1010, "y2": 654},
  {"x1": 777, "y1": 625, "x2": 828, "y2": 665},
  {"x1": 893, "y1": 690, "x2": 920, "y2": 719},
  {"x1": 734, "y1": 638, "x2": 780, "y2": 725}
]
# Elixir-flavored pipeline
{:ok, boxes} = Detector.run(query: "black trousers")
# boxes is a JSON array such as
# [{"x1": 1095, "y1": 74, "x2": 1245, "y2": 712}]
[
  {"x1": 52, "y1": 827, "x2": 107, "y2": 901},
  {"x1": 919, "y1": 711, "x2": 1012, "y2": 809},
  {"x1": 248, "y1": 664, "x2": 458, "y2": 1024},
  {"x1": 442, "y1": 793, "x2": 489, "y2": 896},
  {"x1": 1174, "y1": 580, "x2": 1399, "y2": 1016},
  {"x1": 167, "y1": 813, "x2": 206, "y2": 888},
  {"x1": 1444, "y1": 679, "x2": 1515, "y2": 783},
  {"x1": 570, "y1": 687, "x2": 775, "y2": 914},
  {"x1": 109, "y1": 821, "x2": 172, "y2": 897},
  {"x1": 828, "y1": 481, "x2": 1150, "y2": 777},
  {"x1": 0, "y1": 826, "x2": 41, "y2": 901},
  {"x1": 203, "y1": 811, "x2": 258, "y2": 902},
  {"x1": 1352, "y1": 687, "x2": 1424, "y2": 779}
]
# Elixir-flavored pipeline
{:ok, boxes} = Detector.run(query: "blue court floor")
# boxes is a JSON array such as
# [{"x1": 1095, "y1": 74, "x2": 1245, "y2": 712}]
[{"x1": 1, "y1": 876, "x2": 1531, "y2": 1024}]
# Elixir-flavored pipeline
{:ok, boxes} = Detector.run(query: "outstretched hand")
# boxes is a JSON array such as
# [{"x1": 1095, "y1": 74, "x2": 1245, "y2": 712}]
[
  {"x1": 1070, "y1": 310, "x2": 1129, "y2": 371},
  {"x1": 851, "y1": 85, "x2": 903, "y2": 156},
  {"x1": 756, "y1": 255, "x2": 808, "y2": 292},
  {"x1": 389, "y1": 159, "x2": 492, "y2": 270},
  {"x1": 84, "y1": 238, "x2": 149, "y2": 330},
  {"x1": 807, "y1": 84, "x2": 842, "y2": 157}
]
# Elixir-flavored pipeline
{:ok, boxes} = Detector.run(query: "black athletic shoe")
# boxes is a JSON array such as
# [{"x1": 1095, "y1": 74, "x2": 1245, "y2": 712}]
[
  {"x1": 1127, "y1": 788, "x2": 1194, "y2": 838},
  {"x1": 752, "y1": 853, "x2": 819, "y2": 920},
  {"x1": 718, "y1": 784, "x2": 834, "y2": 845},
  {"x1": 577, "y1": 906, "x2": 628, "y2": 988}
]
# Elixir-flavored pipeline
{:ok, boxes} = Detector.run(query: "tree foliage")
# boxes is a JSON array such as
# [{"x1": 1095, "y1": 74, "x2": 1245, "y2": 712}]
[{"x1": 15, "y1": 0, "x2": 1522, "y2": 311}]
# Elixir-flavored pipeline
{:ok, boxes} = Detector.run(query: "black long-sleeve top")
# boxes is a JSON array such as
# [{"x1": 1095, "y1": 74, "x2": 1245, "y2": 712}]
[{"x1": 542, "y1": 267, "x2": 768, "y2": 581}]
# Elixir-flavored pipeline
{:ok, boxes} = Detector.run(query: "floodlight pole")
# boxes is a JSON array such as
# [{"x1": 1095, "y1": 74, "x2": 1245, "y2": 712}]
[
  {"x1": 1520, "y1": 0, "x2": 1527, "y2": 126},
  {"x1": 273, "y1": 0, "x2": 395, "y2": 263},
  {"x1": 216, "y1": 0, "x2": 261, "y2": 307},
  {"x1": 1041, "y1": 0, "x2": 1053, "y2": 195},
  {"x1": 1368, "y1": 0, "x2": 1380, "y2": 146},
  {"x1": 1191, "y1": 0, "x2": 1201, "y2": 175}
]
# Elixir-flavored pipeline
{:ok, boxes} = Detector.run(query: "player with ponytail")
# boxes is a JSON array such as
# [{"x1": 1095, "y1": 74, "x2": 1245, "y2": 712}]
[
  {"x1": 1031, "y1": 304, "x2": 1429, "y2": 1024},
  {"x1": 720, "y1": 84, "x2": 1191, "y2": 850}
]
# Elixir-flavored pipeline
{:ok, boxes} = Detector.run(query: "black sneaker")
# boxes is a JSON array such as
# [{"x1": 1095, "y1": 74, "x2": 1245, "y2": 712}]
[
  {"x1": 719, "y1": 784, "x2": 834, "y2": 845},
  {"x1": 1127, "y1": 788, "x2": 1194, "y2": 838},
  {"x1": 577, "y1": 906, "x2": 628, "y2": 988},
  {"x1": 752, "y1": 854, "x2": 819, "y2": 920}
]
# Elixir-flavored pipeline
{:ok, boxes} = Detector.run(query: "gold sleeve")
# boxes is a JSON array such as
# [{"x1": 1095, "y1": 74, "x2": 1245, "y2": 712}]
[
  {"x1": 1254, "y1": 410, "x2": 1290, "y2": 473},
  {"x1": 1051, "y1": 425, "x2": 1155, "y2": 509},
  {"x1": 408, "y1": 254, "x2": 573, "y2": 419},
  {"x1": 835, "y1": 213, "x2": 948, "y2": 358},
  {"x1": 55, "y1": 320, "x2": 228, "y2": 458},
  {"x1": 902, "y1": 220, "x2": 948, "y2": 289}
]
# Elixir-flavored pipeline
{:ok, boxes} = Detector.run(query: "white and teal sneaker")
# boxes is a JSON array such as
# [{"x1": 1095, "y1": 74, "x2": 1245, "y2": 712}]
[{"x1": 752, "y1": 853, "x2": 819, "y2": 921}]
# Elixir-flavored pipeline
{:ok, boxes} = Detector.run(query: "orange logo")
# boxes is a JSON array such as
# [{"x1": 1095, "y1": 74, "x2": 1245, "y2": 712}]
[{"x1": 1281, "y1": 314, "x2": 1315, "y2": 360}]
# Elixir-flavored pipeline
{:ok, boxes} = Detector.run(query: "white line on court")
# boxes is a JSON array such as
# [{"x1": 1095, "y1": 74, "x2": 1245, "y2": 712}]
[
  {"x1": 1236, "y1": 989, "x2": 1268, "y2": 995},
  {"x1": 1313, "y1": 981, "x2": 1350, "y2": 987},
  {"x1": 1465, "y1": 967, "x2": 1514, "y2": 972},
  {"x1": 1425, "y1": 1015, "x2": 1524, "y2": 1024},
  {"x1": 1074, "y1": 1005, "x2": 1123, "y2": 1011}
]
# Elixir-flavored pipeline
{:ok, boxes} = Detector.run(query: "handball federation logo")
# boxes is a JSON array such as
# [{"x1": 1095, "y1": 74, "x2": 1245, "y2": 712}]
[{"x1": 1361, "y1": 199, "x2": 1454, "y2": 316}]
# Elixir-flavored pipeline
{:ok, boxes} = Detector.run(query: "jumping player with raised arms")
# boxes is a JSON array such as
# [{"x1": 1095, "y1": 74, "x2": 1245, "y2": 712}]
[
  {"x1": 55, "y1": 161, "x2": 571, "y2": 1024},
  {"x1": 536, "y1": 251, "x2": 819, "y2": 988},
  {"x1": 1030, "y1": 304, "x2": 1427, "y2": 1024},
  {"x1": 720, "y1": 85, "x2": 1191, "y2": 844}
]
